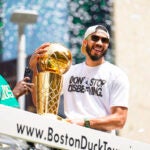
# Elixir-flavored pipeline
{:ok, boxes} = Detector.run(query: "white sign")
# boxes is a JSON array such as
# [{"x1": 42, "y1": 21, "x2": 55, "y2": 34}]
[{"x1": 0, "y1": 105, "x2": 150, "y2": 150}]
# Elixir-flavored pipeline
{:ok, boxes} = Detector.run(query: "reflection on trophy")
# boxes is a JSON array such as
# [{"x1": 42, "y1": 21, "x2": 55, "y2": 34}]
[{"x1": 35, "y1": 43, "x2": 72, "y2": 118}]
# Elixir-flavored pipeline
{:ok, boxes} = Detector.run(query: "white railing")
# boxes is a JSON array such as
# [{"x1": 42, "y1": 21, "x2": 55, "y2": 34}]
[{"x1": 0, "y1": 105, "x2": 150, "y2": 150}]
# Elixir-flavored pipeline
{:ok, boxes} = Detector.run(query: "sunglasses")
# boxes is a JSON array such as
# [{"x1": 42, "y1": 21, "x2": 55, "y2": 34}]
[{"x1": 91, "y1": 35, "x2": 109, "y2": 43}]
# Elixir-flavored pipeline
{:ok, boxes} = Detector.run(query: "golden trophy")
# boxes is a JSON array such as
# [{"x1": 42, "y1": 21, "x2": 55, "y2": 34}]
[{"x1": 35, "y1": 43, "x2": 72, "y2": 119}]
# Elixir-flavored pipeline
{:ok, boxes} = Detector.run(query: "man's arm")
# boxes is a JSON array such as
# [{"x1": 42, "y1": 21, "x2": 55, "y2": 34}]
[
  {"x1": 90, "y1": 106, "x2": 128, "y2": 131},
  {"x1": 66, "y1": 106, "x2": 128, "y2": 131}
]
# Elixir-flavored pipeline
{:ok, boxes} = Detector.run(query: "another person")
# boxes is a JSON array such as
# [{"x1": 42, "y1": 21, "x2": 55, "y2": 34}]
[
  {"x1": 0, "y1": 75, "x2": 33, "y2": 108},
  {"x1": 29, "y1": 24, "x2": 129, "y2": 134},
  {"x1": 0, "y1": 74, "x2": 34, "y2": 149}
]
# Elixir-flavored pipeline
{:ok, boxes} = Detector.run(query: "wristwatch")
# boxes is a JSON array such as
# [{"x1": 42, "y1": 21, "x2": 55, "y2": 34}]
[{"x1": 84, "y1": 118, "x2": 90, "y2": 128}]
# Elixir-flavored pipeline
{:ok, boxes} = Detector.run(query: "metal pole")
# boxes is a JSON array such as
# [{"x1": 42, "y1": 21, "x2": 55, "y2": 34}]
[
  {"x1": 10, "y1": 10, "x2": 38, "y2": 110},
  {"x1": 17, "y1": 24, "x2": 26, "y2": 110}
]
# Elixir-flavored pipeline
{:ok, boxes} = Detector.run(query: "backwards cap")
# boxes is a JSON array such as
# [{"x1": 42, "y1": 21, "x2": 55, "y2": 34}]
[
  {"x1": 84, "y1": 25, "x2": 110, "y2": 39},
  {"x1": 81, "y1": 25, "x2": 110, "y2": 55}
]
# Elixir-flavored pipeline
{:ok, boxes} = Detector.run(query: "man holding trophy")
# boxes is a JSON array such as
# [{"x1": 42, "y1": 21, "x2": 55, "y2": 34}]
[{"x1": 29, "y1": 24, "x2": 129, "y2": 134}]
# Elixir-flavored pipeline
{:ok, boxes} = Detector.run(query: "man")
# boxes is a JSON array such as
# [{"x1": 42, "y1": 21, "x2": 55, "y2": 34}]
[
  {"x1": 29, "y1": 25, "x2": 129, "y2": 134},
  {"x1": 0, "y1": 75, "x2": 33, "y2": 108}
]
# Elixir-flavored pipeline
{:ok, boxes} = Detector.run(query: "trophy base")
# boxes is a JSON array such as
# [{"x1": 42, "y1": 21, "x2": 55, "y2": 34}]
[{"x1": 41, "y1": 113, "x2": 63, "y2": 120}]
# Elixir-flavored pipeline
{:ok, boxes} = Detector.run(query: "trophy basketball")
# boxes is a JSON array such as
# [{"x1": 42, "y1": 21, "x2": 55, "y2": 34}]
[{"x1": 35, "y1": 43, "x2": 72, "y2": 119}]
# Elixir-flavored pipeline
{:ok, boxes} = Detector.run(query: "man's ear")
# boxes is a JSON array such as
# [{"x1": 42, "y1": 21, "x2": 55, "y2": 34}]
[
  {"x1": 106, "y1": 42, "x2": 109, "y2": 50},
  {"x1": 83, "y1": 39, "x2": 87, "y2": 47},
  {"x1": 81, "y1": 39, "x2": 87, "y2": 55}
]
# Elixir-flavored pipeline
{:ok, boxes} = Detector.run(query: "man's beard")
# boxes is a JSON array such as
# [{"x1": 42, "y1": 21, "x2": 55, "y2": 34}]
[{"x1": 85, "y1": 44, "x2": 107, "y2": 61}]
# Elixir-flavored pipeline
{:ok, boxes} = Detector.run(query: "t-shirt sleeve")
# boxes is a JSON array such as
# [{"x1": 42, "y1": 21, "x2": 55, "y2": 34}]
[
  {"x1": 109, "y1": 72, "x2": 129, "y2": 108},
  {"x1": 0, "y1": 75, "x2": 19, "y2": 108}
]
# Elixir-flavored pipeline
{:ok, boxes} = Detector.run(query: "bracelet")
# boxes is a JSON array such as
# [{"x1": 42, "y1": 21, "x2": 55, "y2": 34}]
[{"x1": 84, "y1": 118, "x2": 90, "y2": 128}]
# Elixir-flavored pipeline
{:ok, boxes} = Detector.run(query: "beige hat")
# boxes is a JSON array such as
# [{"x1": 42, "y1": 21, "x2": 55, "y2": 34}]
[{"x1": 81, "y1": 25, "x2": 110, "y2": 55}]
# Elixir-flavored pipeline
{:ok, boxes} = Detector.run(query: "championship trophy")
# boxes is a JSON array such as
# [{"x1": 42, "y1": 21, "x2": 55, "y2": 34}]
[{"x1": 35, "y1": 43, "x2": 72, "y2": 119}]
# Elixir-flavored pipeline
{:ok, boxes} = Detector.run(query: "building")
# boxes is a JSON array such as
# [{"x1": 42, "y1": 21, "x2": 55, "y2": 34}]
[{"x1": 114, "y1": 0, "x2": 150, "y2": 143}]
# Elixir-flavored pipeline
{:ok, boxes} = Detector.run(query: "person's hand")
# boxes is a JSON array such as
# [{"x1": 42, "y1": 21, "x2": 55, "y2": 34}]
[
  {"x1": 29, "y1": 42, "x2": 50, "y2": 74},
  {"x1": 65, "y1": 118, "x2": 84, "y2": 126},
  {"x1": 12, "y1": 77, "x2": 34, "y2": 99}
]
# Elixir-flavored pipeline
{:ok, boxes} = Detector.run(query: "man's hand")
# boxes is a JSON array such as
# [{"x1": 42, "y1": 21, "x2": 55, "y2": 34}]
[
  {"x1": 29, "y1": 42, "x2": 50, "y2": 74},
  {"x1": 12, "y1": 77, "x2": 34, "y2": 99},
  {"x1": 66, "y1": 118, "x2": 84, "y2": 126}
]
